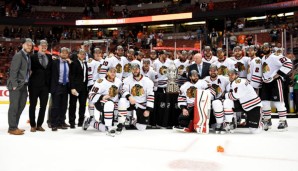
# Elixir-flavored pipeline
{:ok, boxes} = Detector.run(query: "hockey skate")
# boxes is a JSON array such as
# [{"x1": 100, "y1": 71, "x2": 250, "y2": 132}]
[
  {"x1": 221, "y1": 122, "x2": 234, "y2": 134},
  {"x1": 82, "y1": 116, "x2": 93, "y2": 131},
  {"x1": 215, "y1": 123, "x2": 223, "y2": 134},
  {"x1": 262, "y1": 118, "x2": 272, "y2": 131},
  {"x1": 277, "y1": 120, "x2": 288, "y2": 131},
  {"x1": 106, "y1": 127, "x2": 116, "y2": 137},
  {"x1": 249, "y1": 122, "x2": 263, "y2": 134},
  {"x1": 116, "y1": 123, "x2": 124, "y2": 134}
]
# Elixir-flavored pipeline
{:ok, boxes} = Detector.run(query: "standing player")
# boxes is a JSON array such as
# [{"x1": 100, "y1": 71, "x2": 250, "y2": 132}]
[
  {"x1": 202, "y1": 46, "x2": 218, "y2": 64},
  {"x1": 83, "y1": 67, "x2": 122, "y2": 136},
  {"x1": 122, "y1": 49, "x2": 140, "y2": 79},
  {"x1": 214, "y1": 48, "x2": 236, "y2": 77},
  {"x1": 230, "y1": 46, "x2": 250, "y2": 78},
  {"x1": 141, "y1": 58, "x2": 158, "y2": 91},
  {"x1": 246, "y1": 45, "x2": 262, "y2": 91},
  {"x1": 174, "y1": 51, "x2": 190, "y2": 86},
  {"x1": 118, "y1": 63, "x2": 155, "y2": 131},
  {"x1": 261, "y1": 43, "x2": 292, "y2": 131}
]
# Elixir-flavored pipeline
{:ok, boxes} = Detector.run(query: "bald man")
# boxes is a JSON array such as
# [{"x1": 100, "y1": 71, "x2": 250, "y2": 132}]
[{"x1": 187, "y1": 53, "x2": 211, "y2": 80}]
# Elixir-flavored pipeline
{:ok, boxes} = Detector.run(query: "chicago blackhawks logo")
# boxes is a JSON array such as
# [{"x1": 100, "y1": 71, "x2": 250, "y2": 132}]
[
  {"x1": 116, "y1": 63, "x2": 122, "y2": 73},
  {"x1": 97, "y1": 78, "x2": 103, "y2": 83},
  {"x1": 211, "y1": 84, "x2": 222, "y2": 96},
  {"x1": 177, "y1": 65, "x2": 185, "y2": 75},
  {"x1": 235, "y1": 79, "x2": 241, "y2": 84},
  {"x1": 186, "y1": 86, "x2": 197, "y2": 98},
  {"x1": 218, "y1": 65, "x2": 228, "y2": 76},
  {"x1": 88, "y1": 58, "x2": 93, "y2": 63},
  {"x1": 108, "y1": 85, "x2": 118, "y2": 97},
  {"x1": 262, "y1": 62, "x2": 270, "y2": 73},
  {"x1": 255, "y1": 59, "x2": 261, "y2": 64},
  {"x1": 159, "y1": 66, "x2": 168, "y2": 75},
  {"x1": 235, "y1": 62, "x2": 246, "y2": 72},
  {"x1": 131, "y1": 84, "x2": 145, "y2": 96},
  {"x1": 124, "y1": 63, "x2": 131, "y2": 73}
]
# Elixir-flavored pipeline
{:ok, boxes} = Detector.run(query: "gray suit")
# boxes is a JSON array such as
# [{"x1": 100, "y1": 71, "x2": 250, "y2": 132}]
[{"x1": 7, "y1": 50, "x2": 31, "y2": 131}]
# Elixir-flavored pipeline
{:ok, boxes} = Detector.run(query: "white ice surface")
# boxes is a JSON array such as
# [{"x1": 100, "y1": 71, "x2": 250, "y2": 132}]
[{"x1": 0, "y1": 104, "x2": 298, "y2": 171}]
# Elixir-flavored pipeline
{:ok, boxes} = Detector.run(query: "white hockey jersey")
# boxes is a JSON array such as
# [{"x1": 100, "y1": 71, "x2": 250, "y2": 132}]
[
  {"x1": 230, "y1": 56, "x2": 250, "y2": 78},
  {"x1": 122, "y1": 58, "x2": 141, "y2": 79},
  {"x1": 225, "y1": 78, "x2": 262, "y2": 111},
  {"x1": 140, "y1": 67, "x2": 158, "y2": 91},
  {"x1": 262, "y1": 53, "x2": 292, "y2": 81},
  {"x1": 204, "y1": 75, "x2": 229, "y2": 100},
  {"x1": 122, "y1": 75, "x2": 154, "y2": 110},
  {"x1": 247, "y1": 57, "x2": 262, "y2": 88},
  {"x1": 178, "y1": 80, "x2": 209, "y2": 109},
  {"x1": 214, "y1": 57, "x2": 236, "y2": 77},
  {"x1": 202, "y1": 56, "x2": 218, "y2": 64},
  {"x1": 88, "y1": 77, "x2": 122, "y2": 103},
  {"x1": 174, "y1": 59, "x2": 190, "y2": 86},
  {"x1": 87, "y1": 58, "x2": 104, "y2": 87},
  {"x1": 153, "y1": 58, "x2": 173, "y2": 88},
  {"x1": 100, "y1": 55, "x2": 124, "y2": 80}
]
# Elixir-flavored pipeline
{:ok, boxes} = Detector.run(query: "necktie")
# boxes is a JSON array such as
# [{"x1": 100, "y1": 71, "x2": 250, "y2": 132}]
[
  {"x1": 42, "y1": 55, "x2": 47, "y2": 68},
  {"x1": 63, "y1": 61, "x2": 67, "y2": 85},
  {"x1": 198, "y1": 64, "x2": 202, "y2": 77}
]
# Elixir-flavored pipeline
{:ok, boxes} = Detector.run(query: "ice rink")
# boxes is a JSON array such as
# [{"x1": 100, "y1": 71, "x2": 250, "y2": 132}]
[{"x1": 0, "y1": 104, "x2": 298, "y2": 171}]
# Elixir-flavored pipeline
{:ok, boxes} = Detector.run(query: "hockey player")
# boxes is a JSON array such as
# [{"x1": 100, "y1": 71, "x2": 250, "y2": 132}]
[
  {"x1": 118, "y1": 63, "x2": 154, "y2": 131},
  {"x1": 174, "y1": 70, "x2": 209, "y2": 132},
  {"x1": 86, "y1": 48, "x2": 104, "y2": 120},
  {"x1": 214, "y1": 48, "x2": 236, "y2": 77},
  {"x1": 122, "y1": 49, "x2": 140, "y2": 79},
  {"x1": 99, "y1": 45, "x2": 124, "y2": 79},
  {"x1": 174, "y1": 50, "x2": 190, "y2": 86},
  {"x1": 261, "y1": 43, "x2": 292, "y2": 131},
  {"x1": 202, "y1": 46, "x2": 218, "y2": 64},
  {"x1": 140, "y1": 58, "x2": 158, "y2": 91},
  {"x1": 149, "y1": 50, "x2": 157, "y2": 68},
  {"x1": 230, "y1": 46, "x2": 250, "y2": 78},
  {"x1": 246, "y1": 45, "x2": 262, "y2": 91},
  {"x1": 83, "y1": 67, "x2": 122, "y2": 136},
  {"x1": 204, "y1": 64, "x2": 230, "y2": 133},
  {"x1": 224, "y1": 69, "x2": 263, "y2": 134}
]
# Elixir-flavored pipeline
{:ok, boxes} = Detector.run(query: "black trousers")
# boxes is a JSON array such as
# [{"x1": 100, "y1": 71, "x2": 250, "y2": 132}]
[
  {"x1": 51, "y1": 85, "x2": 69, "y2": 127},
  {"x1": 68, "y1": 88, "x2": 88, "y2": 125},
  {"x1": 29, "y1": 86, "x2": 49, "y2": 127}
]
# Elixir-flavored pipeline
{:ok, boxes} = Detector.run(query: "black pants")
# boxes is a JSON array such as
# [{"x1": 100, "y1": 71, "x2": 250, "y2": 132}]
[
  {"x1": 246, "y1": 107, "x2": 262, "y2": 128},
  {"x1": 178, "y1": 107, "x2": 194, "y2": 127},
  {"x1": 69, "y1": 88, "x2": 88, "y2": 125},
  {"x1": 29, "y1": 86, "x2": 49, "y2": 127},
  {"x1": 51, "y1": 85, "x2": 69, "y2": 127}
]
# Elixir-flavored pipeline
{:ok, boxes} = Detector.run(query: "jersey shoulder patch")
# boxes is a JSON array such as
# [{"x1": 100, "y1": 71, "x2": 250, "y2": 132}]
[
  {"x1": 235, "y1": 78, "x2": 241, "y2": 84},
  {"x1": 97, "y1": 78, "x2": 103, "y2": 83}
]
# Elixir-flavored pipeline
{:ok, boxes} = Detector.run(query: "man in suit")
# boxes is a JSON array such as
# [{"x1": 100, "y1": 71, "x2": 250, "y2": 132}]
[
  {"x1": 69, "y1": 49, "x2": 88, "y2": 128},
  {"x1": 28, "y1": 40, "x2": 52, "y2": 132},
  {"x1": 50, "y1": 47, "x2": 71, "y2": 131},
  {"x1": 188, "y1": 53, "x2": 211, "y2": 80},
  {"x1": 7, "y1": 38, "x2": 34, "y2": 135}
]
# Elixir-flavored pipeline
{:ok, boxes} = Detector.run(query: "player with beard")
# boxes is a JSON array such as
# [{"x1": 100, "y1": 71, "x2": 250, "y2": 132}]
[
  {"x1": 230, "y1": 46, "x2": 250, "y2": 78},
  {"x1": 204, "y1": 64, "x2": 229, "y2": 133},
  {"x1": 141, "y1": 58, "x2": 158, "y2": 91},
  {"x1": 214, "y1": 48, "x2": 236, "y2": 77},
  {"x1": 149, "y1": 50, "x2": 157, "y2": 68},
  {"x1": 83, "y1": 67, "x2": 122, "y2": 136},
  {"x1": 224, "y1": 69, "x2": 263, "y2": 134},
  {"x1": 246, "y1": 45, "x2": 262, "y2": 91},
  {"x1": 261, "y1": 43, "x2": 292, "y2": 131},
  {"x1": 174, "y1": 51, "x2": 190, "y2": 86},
  {"x1": 122, "y1": 49, "x2": 141, "y2": 79},
  {"x1": 174, "y1": 70, "x2": 209, "y2": 132},
  {"x1": 202, "y1": 46, "x2": 218, "y2": 64},
  {"x1": 99, "y1": 45, "x2": 124, "y2": 80},
  {"x1": 118, "y1": 63, "x2": 154, "y2": 131}
]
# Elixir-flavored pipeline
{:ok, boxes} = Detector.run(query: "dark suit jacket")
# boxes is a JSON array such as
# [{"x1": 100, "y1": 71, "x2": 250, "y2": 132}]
[
  {"x1": 50, "y1": 59, "x2": 70, "y2": 93},
  {"x1": 29, "y1": 53, "x2": 52, "y2": 88},
  {"x1": 7, "y1": 50, "x2": 31, "y2": 90},
  {"x1": 188, "y1": 62, "x2": 211, "y2": 79},
  {"x1": 69, "y1": 59, "x2": 88, "y2": 92}
]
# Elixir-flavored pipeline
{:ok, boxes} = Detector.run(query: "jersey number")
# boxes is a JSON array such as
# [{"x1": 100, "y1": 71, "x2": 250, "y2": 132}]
[
  {"x1": 279, "y1": 57, "x2": 287, "y2": 63},
  {"x1": 91, "y1": 87, "x2": 99, "y2": 93},
  {"x1": 103, "y1": 61, "x2": 109, "y2": 66}
]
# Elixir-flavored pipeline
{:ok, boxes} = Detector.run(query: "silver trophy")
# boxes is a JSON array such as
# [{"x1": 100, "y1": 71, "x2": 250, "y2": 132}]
[{"x1": 166, "y1": 61, "x2": 179, "y2": 93}]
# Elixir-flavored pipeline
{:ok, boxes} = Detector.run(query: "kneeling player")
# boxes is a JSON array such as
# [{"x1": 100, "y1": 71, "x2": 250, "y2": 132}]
[
  {"x1": 174, "y1": 70, "x2": 210, "y2": 132},
  {"x1": 118, "y1": 63, "x2": 154, "y2": 131},
  {"x1": 224, "y1": 69, "x2": 263, "y2": 134},
  {"x1": 83, "y1": 67, "x2": 122, "y2": 136}
]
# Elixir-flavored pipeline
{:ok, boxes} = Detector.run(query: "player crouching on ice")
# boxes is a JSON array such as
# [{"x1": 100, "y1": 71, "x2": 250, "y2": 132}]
[
  {"x1": 224, "y1": 69, "x2": 263, "y2": 134},
  {"x1": 174, "y1": 70, "x2": 211, "y2": 133},
  {"x1": 118, "y1": 63, "x2": 154, "y2": 131},
  {"x1": 83, "y1": 67, "x2": 122, "y2": 137}
]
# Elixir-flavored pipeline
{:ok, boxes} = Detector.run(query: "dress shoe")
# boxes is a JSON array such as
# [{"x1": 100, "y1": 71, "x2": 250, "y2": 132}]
[
  {"x1": 70, "y1": 124, "x2": 76, "y2": 129},
  {"x1": 8, "y1": 129, "x2": 24, "y2": 135},
  {"x1": 78, "y1": 123, "x2": 83, "y2": 127},
  {"x1": 57, "y1": 125, "x2": 68, "y2": 130},
  {"x1": 62, "y1": 123, "x2": 70, "y2": 127},
  {"x1": 36, "y1": 127, "x2": 45, "y2": 131},
  {"x1": 52, "y1": 127, "x2": 58, "y2": 131},
  {"x1": 30, "y1": 127, "x2": 36, "y2": 132}
]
